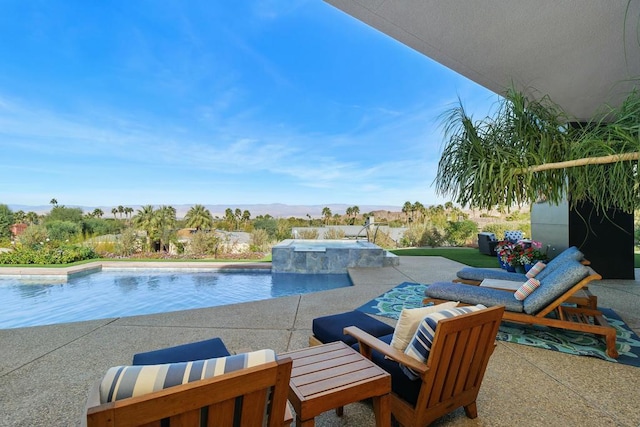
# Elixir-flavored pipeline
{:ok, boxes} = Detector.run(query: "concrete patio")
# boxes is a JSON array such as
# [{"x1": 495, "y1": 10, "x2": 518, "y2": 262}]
[{"x1": 0, "y1": 256, "x2": 638, "y2": 426}]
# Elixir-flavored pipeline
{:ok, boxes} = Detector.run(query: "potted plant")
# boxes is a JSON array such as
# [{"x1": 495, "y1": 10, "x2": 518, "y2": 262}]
[{"x1": 495, "y1": 240, "x2": 546, "y2": 272}]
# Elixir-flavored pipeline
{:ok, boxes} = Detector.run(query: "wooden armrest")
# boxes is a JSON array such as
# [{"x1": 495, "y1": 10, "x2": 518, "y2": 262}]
[{"x1": 343, "y1": 326, "x2": 428, "y2": 376}]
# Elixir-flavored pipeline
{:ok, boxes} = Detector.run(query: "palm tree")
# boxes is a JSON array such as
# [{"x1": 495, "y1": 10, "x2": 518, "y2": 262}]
[
  {"x1": 133, "y1": 205, "x2": 156, "y2": 250},
  {"x1": 92, "y1": 208, "x2": 104, "y2": 218},
  {"x1": 111, "y1": 208, "x2": 118, "y2": 219},
  {"x1": 117, "y1": 205, "x2": 124, "y2": 219},
  {"x1": 234, "y1": 209, "x2": 242, "y2": 230},
  {"x1": 14, "y1": 210, "x2": 26, "y2": 223},
  {"x1": 345, "y1": 206, "x2": 353, "y2": 224},
  {"x1": 322, "y1": 207, "x2": 332, "y2": 225},
  {"x1": 184, "y1": 204, "x2": 213, "y2": 231},
  {"x1": 223, "y1": 208, "x2": 235, "y2": 231},
  {"x1": 25, "y1": 211, "x2": 39, "y2": 225},
  {"x1": 413, "y1": 201, "x2": 425, "y2": 222},
  {"x1": 402, "y1": 201, "x2": 412, "y2": 224},
  {"x1": 241, "y1": 210, "x2": 251, "y2": 225},
  {"x1": 49, "y1": 198, "x2": 58, "y2": 207},
  {"x1": 155, "y1": 205, "x2": 177, "y2": 251}
]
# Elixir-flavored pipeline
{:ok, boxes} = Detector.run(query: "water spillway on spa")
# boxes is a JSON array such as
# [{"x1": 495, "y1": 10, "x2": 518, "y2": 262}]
[{"x1": 271, "y1": 239, "x2": 398, "y2": 274}]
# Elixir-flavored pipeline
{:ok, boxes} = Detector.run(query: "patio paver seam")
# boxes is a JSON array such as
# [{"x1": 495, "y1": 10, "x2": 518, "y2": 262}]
[{"x1": 0, "y1": 318, "x2": 119, "y2": 379}]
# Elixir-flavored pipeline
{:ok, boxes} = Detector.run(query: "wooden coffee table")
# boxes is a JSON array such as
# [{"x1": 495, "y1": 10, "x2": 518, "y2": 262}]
[{"x1": 281, "y1": 341, "x2": 391, "y2": 427}]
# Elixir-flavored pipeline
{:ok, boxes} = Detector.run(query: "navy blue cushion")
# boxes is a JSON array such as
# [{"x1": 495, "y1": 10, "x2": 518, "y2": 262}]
[
  {"x1": 352, "y1": 334, "x2": 422, "y2": 407},
  {"x1": 425, "y1": 282, "x2": 524, "y2": 312},
  {"x1": 132, "y1": 337, "x2": 231, "y2": 365},
  {"x1": 312, "y1": 311, "x2": 394, "y2": 345},
  {"x1": 456, "y1": 267, "x2": 527, "y2": 283}
]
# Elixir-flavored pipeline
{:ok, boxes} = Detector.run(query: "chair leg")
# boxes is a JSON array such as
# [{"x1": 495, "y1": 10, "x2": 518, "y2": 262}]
[{"x1": 463, "y1": 401, "x2": 478, "y2": 419}]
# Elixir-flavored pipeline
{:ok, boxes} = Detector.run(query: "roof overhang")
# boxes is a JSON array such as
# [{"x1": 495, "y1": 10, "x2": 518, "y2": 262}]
[{"x1": 324, "y1": 0, "x2": 640, "y2": 121}]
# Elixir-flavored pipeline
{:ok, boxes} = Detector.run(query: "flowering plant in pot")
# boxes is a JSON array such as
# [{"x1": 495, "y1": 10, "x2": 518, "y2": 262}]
[
  {"x1": 515, "y1": 241, "x2": 547, "y2": 269},
  {"x1": 495, "y1": 240, "x2": 546, "y2": 271}
]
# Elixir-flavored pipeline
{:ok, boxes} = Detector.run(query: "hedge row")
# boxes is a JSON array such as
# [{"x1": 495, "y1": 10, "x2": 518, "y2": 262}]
[{"x1": 0, "y1": 245, "x2": 98, "y2": 265}]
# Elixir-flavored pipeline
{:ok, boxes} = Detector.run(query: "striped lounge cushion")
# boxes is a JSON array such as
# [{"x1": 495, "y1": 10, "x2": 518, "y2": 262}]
[
  {"x1": 99, "y1": 349, "x2": 276, "y2": 403},
  {"x1": 402, "y1": 305, "x2": 486, "y2": 380}
]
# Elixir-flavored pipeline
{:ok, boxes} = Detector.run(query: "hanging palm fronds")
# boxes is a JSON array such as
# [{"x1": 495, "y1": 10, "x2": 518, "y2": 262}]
[{"x1": 434, "y1": 88, "x2": 640, "y2": 214}]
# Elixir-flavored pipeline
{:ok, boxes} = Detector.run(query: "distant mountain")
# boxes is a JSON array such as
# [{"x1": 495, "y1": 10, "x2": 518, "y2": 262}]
[{"x1": 8, "y1": 203, "x2": 403, "y2": 219}]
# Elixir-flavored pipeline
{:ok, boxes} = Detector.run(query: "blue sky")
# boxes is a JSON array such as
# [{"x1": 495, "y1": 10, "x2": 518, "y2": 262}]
[{"x1": 0, "y1": 0, "x2": 498, "y2": 209}]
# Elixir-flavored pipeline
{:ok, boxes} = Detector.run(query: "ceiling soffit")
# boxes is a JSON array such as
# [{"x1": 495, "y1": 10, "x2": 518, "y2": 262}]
[{"x1": 325, "y1": 0, "x2": 640, "y2": 121}]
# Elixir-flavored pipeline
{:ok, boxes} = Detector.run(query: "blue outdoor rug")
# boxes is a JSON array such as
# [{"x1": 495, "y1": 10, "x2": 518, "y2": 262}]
[{"x1": 356, "y1": 282, "x2": 640, "y2": 367}]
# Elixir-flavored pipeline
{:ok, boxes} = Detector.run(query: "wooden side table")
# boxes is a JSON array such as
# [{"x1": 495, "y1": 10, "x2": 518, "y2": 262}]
[{"x1": 281, "y1": 341, "x2": 391, "y2": 427}]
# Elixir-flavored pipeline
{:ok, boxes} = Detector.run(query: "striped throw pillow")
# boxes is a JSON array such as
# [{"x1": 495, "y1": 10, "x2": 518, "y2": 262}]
[
  {"x1": 514, "y1": 278, "x2": 540, "y2": 301},
  {"x1": 99, "y1": 349, "x2": 276, "y2": 403},
  {"x1": 390, "y1": 301, "x2": 459, "y2": 351},
  {"x1": 402, "y1": 305, "x2": 486, "y2": 380},
  {"x1": 526, "y1": 261, "x2": 546, "y2": 278}
]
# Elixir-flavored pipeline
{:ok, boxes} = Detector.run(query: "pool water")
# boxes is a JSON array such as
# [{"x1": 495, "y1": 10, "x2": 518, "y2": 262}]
[{"x1": 0, "y1": 270, "x2": 352, "y2": 329}]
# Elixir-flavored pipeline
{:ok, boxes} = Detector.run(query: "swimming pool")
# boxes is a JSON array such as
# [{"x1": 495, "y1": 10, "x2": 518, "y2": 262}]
[{"x1": 0, "y1": 270, "x2": 352, "y2": 329}]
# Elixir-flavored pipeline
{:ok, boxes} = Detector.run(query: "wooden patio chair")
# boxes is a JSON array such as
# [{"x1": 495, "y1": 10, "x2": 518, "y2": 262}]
[
  {"x1": 86, "y1": 351, "x2": 293, "y2": 427},
  {"x1": 425, "y1": 260, "x2": 618, "y2": 359},
  {"x1": 344, "y1": 305, "x2": 504, "y2": 427}
]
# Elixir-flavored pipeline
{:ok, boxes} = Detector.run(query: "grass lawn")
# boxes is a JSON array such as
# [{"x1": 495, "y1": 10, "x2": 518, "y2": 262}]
[
  {"x1": 390, "y1": 248, "x2": 500, "y2": 267},
  {"x1": 391, "y1": 248, "x2": 640, "y2": 268}
]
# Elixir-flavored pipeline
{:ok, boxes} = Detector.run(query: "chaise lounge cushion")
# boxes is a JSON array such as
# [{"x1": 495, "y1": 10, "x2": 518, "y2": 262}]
[
  {"x1": 456, "y1": 267, "x2": 527, "y2": 283},
  {"x1": 456, "y1": 246, "x2": 584, "y2": 283},
  {"x1": 99, "y1": 349, "x2": 276, "y2": 404},
  {"x1": 312, "y1": 310, "x2": 394, "y2": 345},
  {"x1": 535, "y1": 246, "x2": 584, "y2": 281},
  {"x1": 425, "y1": 282, "x2": 524, "y2": 312},
  {"x1": 132, "y1": 337, "x2": 231, "y2": 365},
  {"x1": 523, "y1": 260, "x2": 590, "y2": 314}
]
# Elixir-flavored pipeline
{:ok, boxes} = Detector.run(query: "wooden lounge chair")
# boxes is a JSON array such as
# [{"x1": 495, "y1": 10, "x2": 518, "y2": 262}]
[
  {"x1": 425, "y1": 259, "x2": 619, "y2": 359},
  {"x1": 86, "y1": 347, "x2": 293, "y2": 427},
  {"x1": 454, "y1": 246, "x2": 597, "y2": 309},
  {"x1": 344, "y1": 305, "x2": 505, "y2": 427}
]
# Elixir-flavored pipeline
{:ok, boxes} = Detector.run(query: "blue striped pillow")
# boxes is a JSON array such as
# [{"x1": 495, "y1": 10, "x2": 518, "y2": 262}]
[
  {"x1": 402, "y1": 305, "x2": 486, "y2": 380},
  {"x1": 99, "y1": 349, "x2": 276, "y2": 403}
]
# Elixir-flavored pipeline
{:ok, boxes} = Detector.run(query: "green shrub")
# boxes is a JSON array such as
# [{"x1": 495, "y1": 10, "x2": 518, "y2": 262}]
[
  {"x1": 324, "y1": 228, "x2": 346, "y2": 240},
  {"x1": 297, "y1": 229, "x2": 319, "y2": 239},
  {"x1": 187, "y1": 231, "x2": 220, "y2": 256},
  {"x1": 18, "y1": 224, "x2": 50, "y2": 248},
  {"x1": 422, "y1": 227, "x2": 446, "y2": 247},
  {"x1": 0, "y1": 204, "x2": 14, "y2": 240},
  {"x1": 400, "y1": 222, "x2": 447, "y2": 247},
  {"x1": 46, "y1": 206, "x2": 83, "y2": 223},
  {"x1": 369, "y1": 229, "x2": 397, "y2": 248},
  {"x1": 250, "y1": 228, "x2": 271, "y2": 252},
  {"x1": 253, "y1": 217, "x2": 278, "y2": 238},
  {"x1": 445, "y1": 220, "x2": 478, "y2": 246},
  {"x1": 114, "y1": 228, "x2": 142, "y2": 256},
  {"x1": 0, "y1": 244, "x2": 98, "y2": 264},
  {"x1": 82, "y1": 217, "x2": 124, "y2": 237},
  {"x1": 45, "y1": 220, "x2": 81, "y2": 242}
]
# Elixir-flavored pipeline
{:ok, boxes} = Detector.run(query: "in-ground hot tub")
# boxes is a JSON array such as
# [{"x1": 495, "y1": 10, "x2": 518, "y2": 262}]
[{"x1": 271, "y1": 239, "x2": 398, "y2": 274}]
